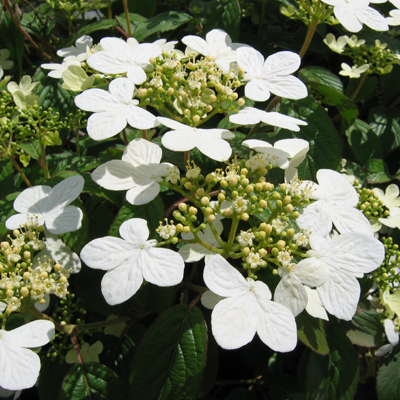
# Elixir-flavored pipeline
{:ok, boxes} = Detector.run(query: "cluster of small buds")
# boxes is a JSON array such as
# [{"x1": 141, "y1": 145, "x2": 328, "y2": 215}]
[
  {"x1": 280, "y1": 0, "x2": 334, "y2": 26},
  {"x1": 373, "y1": 237, "x2": 400, "y2": 292},
  {"x1": 141, "y1": 52, "x2": 245, "y2": 126},
  {"x1": 357, "y1": 187, "x2": 389, "y2": 220},
  {"x1": 0, "y1": 222, "x2": 70, "y2": 318}
]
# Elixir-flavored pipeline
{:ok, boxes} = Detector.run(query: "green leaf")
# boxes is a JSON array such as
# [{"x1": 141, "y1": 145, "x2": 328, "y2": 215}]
[
  {"x1": 369, "y1": 106, "x2": 400, "y2": 156},
  {"x1": 115, "y1": 13, "x2": 147, "y2": 39},
  {"x1": 129, "y1": 305, "x2": 207, "y2": 400},
  {"x1": 296, "y1": 313, "x2": 329, "y2": 355},
  {"x1": 346, "y1": 119, "x2": 383, "y2": 164},
  {"x1": 60, "y1": 362, "x2": 128, "y2": 400},
  {"x1": 278, "y1": 97, "x2": 342, "y2": 180},
  {"x1": 21, "y1": 4, "x2": 55, "y2": 38},
  {"x1": 19, "y1": 141, "x2": 41, "y2": 160},
  {"x1": 132, "y1": 12, "x2": 192, "y2": 42},
  {"x1": 203, "y1": 0, "x2": 240, "y2": 42},
  {"x1": 346, "y1": 310, "x2": 383, "y2": 348},
  {"x1": 0, "y1": 192, "x2": 19, "y2": 237},
  {"x1": 377, "y1": 346, "x2": 400, "y2": 400},
  {"x1": 299, "y1": 66, "x2": 344, "y2": 93},
  {"x1": 365, "y1": 159, "x2": 392, "y2": 184},
  {"x1": 127, "y1": 0, "x2": 157, "y2": 18},
  {"x1": 0, "y1": 159, "x2": 15, "y2": 198},
  {"x1": 108, "y1": 198, "x2": 164, "y2": 239},
  {"x1": 305, "y1": 320, "x2": 359, "y2": 400}
]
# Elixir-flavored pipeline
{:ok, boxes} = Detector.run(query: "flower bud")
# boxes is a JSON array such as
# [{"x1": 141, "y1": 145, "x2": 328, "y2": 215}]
[
  {"x1": 201, "y1": 197, "x2": 210, "y2": 206},
  {"x1": 196, "y1": 188, "x2": 205, "y2": 197},
  {"x1": 178, "y1": 203, "x2": 187, "y2": 212},
  {"x1": 20, "y1": 287, "x2": 29, "y2": 297},
  {"x1": 207, "y1": 215, "x2": 216, "y2": 223},
  {"x1": 276, "y1": 240, "x2": 286, "y2": 249},
  {"x1": 237, "y1": 98, "x2": 245, "y2": 106}
]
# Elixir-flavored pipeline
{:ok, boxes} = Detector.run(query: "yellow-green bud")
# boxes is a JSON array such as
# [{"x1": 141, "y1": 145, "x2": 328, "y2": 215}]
[
  {"x1": 259, "y1": 200, "x2": 267, "y2": 208},
  {"x1": 285, "y1": 204, "x2": 294, "y2": 213},
  {"x1": 137, "y1": 88, "x2": 148, "y2": 97},
  {"x1": 173, "y1": 210, "x2": 182, "y2": 219},
  {"x1": 209, "y1": 94, "x2": 217, "y2": 103},
  {"x1": 276, "y1": 240, "x2": 286, "y2": 249},
  {"x1": 13, "y1": 230, "x2": 20, "y2": 237},
  {"x1": 229, "y1": 177, "x2": 238, "y2": 187},
  {"x1": 237, "y1": 98, "x2": 245, "y2": 106},
  {"x1": 23, "y1": 272, "x2": 30, "y2": 280},
  {"x1": 271, "y1": 247, "x2": 279, "y2": 256},
  {"x1": 193, "y1": 115, "x2": 200, "y2": 123},
  {"x1": 258, "y1": 231, "x2": 266, "y2": 240},
  {"x1": 166, "y1": 87, "x2": 174, "y2": 96},
  {"x1": 276, "y1": 200, "x2": 282, "y2": 208},
  {"x1": 201, "y1": 197, "x2": 210, "y2": 206},
  {"x1": 205, "y1": 105, "x2": 213, "y2": 113},
  {"x1": 20, "y1": 287, "x2": 29, "y2": 297},
  {"x1": 207, "y1": 215, "x2": 216, "y2": 223},
  {"x1": 258, "y1": 248, "x2": 267, "y2": 257},
  {"x1": 197, "y1": 188, "x2": 205, "y2": 197},
  {"x1": 218, "y1": 193, "x2": 225, "y2": 202},
  {"x1": 242, "y1": 247, "x2": 250, "y2": 256},
  {"x1": 1, "y1": 242, "x2": 9, "y2": 250},
  {"x1": 292, "y1": 211, "x2": 300, "y2": 218},
  {"x1": 171, "y1": 237, "x2": 179, "y2": 244},
  {"x1": 206, "y1": 174, "x2": 214, "y2": 183},
  {"x1": 189, "y1": 207, "x2": 198, "y2": 215},
  {"x1": 241, "y1": 213, "x2": 249, "y2": 221},
  {"x1": 224, "y1": 208, "x2": 233, "y2": 217},
  {"x1": 287, "y1": 228, "x2": 295, "y2": 237},
  {"x1": 23, "y1": 251, "x2": 30, "y2": 260},
  {"x1": 176, "y1": 224, "x2": 184, "y2": 233},
  {"x1": 184, "y1": 182, "x2": 192, "y2": 189},
  {"x1": 183, "y1": 226, "x2": 190, "y2": 233},
  {"x1": 220, "y1": 180, "x2": 228, "y2": 188},
  {"x1": 178, "y1": 203, "x2": 187, "y2": 212}
]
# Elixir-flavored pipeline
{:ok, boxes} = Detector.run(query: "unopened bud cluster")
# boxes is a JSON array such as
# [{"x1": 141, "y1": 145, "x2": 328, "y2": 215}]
[{"x1": 357, "y1": 187, "x2": 389, "y2": 220}]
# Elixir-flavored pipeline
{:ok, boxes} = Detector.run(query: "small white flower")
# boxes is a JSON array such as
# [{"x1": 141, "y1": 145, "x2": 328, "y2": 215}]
[
  {"x1": 0, "y1": 320, "x2": 55, "y2": 390},
  {"x1": 347, "y1": 35, "x2": 366, "y2": 47},
  {"x1": 232, "y1": 197, "x2": 248, "y2": 214},
  {"x1": 387, "y1": 9, "x2": 400, "y2": 26},
  {"x1": 87, "y1": 37, "x2": 162, "y2": 85},
  {"x1": 235, "y1": 47, "x2": 308, "y2": 102},
  {"x1": 237, "y1": 230, "x2": 255, "y2": 247},
  {"x1": 182, "y1": 29, "x2": 246, "y2": 72},
  {"x1": 0, "y1": 49, "x2": 13, "y2": 79},
  {"x1": 157, "y1": 117, "x2": 235, "y2": 162},
  {"x1": 7, "y1": 76, "x2": 38, "y2": 97},
  {"x1": 229, "y1": 107, "x2": 307, "y2": 132},
  {"x1": 374, "y1": 184, "x2": 400, "y2": 209},
  {"x1": 339, "y1": 63, "x2": 369, "y2": 78},
  {"x1": 296, "y1": 169, "x2": 373, "y2": 236},
  {"x1": 92, "y1": 138, "x2": 172, "y2": 206},
  {"x1": 323, "y1": 33, "x2": 349, "y2": 53},
  {"x1": 80, "y1": 218, "x2": 185, "y2": 305},
  {"x1": 203, "y1": 255, "x2": 297, "y2": 351},
  {"x1": 75, "y1": 77, "x2": 158, "y2": 140},
  {"x1": 57, "y1": 35, "x2": 93, "y2": 61},
  {"x1": 246, "y1": 252, "x2": 264, "y2": 269},
  {"x1": 6, "y1": 176, "x2": 84, "y2": 235},
  {"x1": 321, "y1": 0, "x2": 388, "y2": 32},
  {"x1": 41, "y1": 56, "x2": 81, "y2": 79}
]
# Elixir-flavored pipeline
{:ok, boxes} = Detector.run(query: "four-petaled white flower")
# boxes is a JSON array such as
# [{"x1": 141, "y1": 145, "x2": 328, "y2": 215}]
[
  {"x1": 57, "y1": 35, "x2": 93, "y2": 61},
  {"x1": 87, "y1": 37, "x2": 162, "y2": 85},
  {"x1": 235, "y1": 47, "x2": 308, "y2": 102},
  {"x1": 6, "y1": 175, "x2": 84, "y2": 235},
  {"x1": 41, "y1": 56, "x2": 81, "y2": 79},
  {"x1": 0, "y1": 320, "x2": 55, "y2": 390},
  {"x1": 92, "y1": 138, "x2": 172, "y2": 205},
  {"x1": 182, "y1": 29, "x2": 245, "y2": 73},
  {"x1": 229, "y1": 107, "x2": 307, "y2": 132},
  {"x1": 296, "y1": 169, "x2": 373, "y2": 236},
  {"x1": 74, "y1": 77, "x2": 158, "y2": 140},
  {"x1": 374, "y1": 184, "x2": 400, "y2": 230},
  {"x1": 80, "y1": 218, "x2": 185, "y2": 305},
  {"x1": 339, "y1": 63, "x2": 369, "y2": 78},
  {"x1": 305, "y1": 233, "x2": 384, "y2": 320},
  {"x1": 157, "y1": 117, "x2": 235, "y2": 162},
  {"x1": 321, "y1": 0, "x2": 388, "y2": 32},
  {"x1": 203, "y1": 254, "x2": 297, "y2": 351}
]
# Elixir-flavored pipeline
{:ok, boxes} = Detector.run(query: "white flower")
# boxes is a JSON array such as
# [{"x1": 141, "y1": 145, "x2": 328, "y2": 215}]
[
  {"x1": 7, "y1": 76, "x2": 38, "y2": 97},
  {"x1": 237, "y1": 230, "x2": 255, "y2": 247},
  {"x1": 0, "y1": 49, "x2": 13, "y2": 80},
  {"x1": 6, "y1": 176, "x2": 84, "y2": 235},
  {"x1": 57, "y1": 35, "x2": 93, "y2": 61},
  {"x1": 62, "y1": 65, "x2": 95, "y2": 92},
  {"x1": 203, "y1": 255, "x2": 297, "y2": 351},
  {"x1": 374, "y1": 184, "x2": 400, "y2": 209},
  {"x1": 92, "y1": 138, "x2": 172, "y2": 205},
  {"x1": 0, "y1": 320, "x2": 55, "y2": 390},
  {"x1": 179, "y1": 220, "x2": 223, "y2": 263},
  {"x1": 235, "y1": 48, "x2": 308, "y2": 102},
  {"x1": 41, "y1": 56, "x2": 81, "y2": 79},
  {"x1": 74, "y1": 77, "x2": 158, "y2": 140},
  {"x1": 375, "y1": 319, "x2": 399, "y2": 356},
  {"x1": 87, "y1": 37, "x2": 162, "y2": 85},
  {"x1": 387, "y1": 9, "x2": 400, "y2": 25},
  {"x1": 304, "y1": 287, "x2": 329, "y2": 320},
  {"x1": 323, "y1": 33, "x2": 349, "y2": 53},
  {"x1": 321, "y1": 0, "x2": 388, "y2": 32},
  {"x1": 229, "y1": 107, "x2": 307, "y2": 132},
  {"x1": 339, "y1": 63, "x2": 369, "y2": 78},
  {"x1": 305, "y1": 233, "x2": 384, "y2": 320},
  {"x1": 157, "y1": 117, "x2": 235, "y2": 162},
  {"x1": 296, "y1": 169, "x2": 373, "y2": 236},
  {"x1": 347, "y1": 35, "x2": 366, "y2": 47},
  {"x1": 80, "y1": 218, "x2": 185, "y2": 305},
  {"x1": 182, "y1": 29, "x2": 245, "y2": 72}
]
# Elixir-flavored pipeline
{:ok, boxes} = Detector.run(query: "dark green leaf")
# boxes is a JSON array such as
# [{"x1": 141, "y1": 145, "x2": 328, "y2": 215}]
[
  {"x1": 346, "y1": 310, "x2": 383, "y2": 348},
  {"x1": 305, "y1": 320, "x2": 358, "y2": 400},
  {"x1": 129, "y1": 305, "x2": 207, "y2": 400},
  {"x1": 38, "y1": 358, "x2": 71, "y2": 400},
  {"x1": 299, "y1": 66, "x2": 344, "y2": 93},
  {"x1": 346, "y1": 119, "x2": 383, "y2": 164},
  {"x1": 365, "y1": 159, "x2": 392, "y2": 184},
  {"x1": 82, "y1": 172, "x2": 124, "y2": 206},
  {"x1": 345, "y1": 76, "x2": 378, "y2": 104},
  {"x1": 203, "y1": 0, "x2": 240, "y2": 42},
  {"x1": 127, "y1": 0, "x2": 157, "y2": 18},
  {"x1": 0, "y1": 159, "x2": 15, "y2": 198},
  {"x1": 19, "y1": 141, "x2": 41, "y2": 160},
  {"x1": 21, "y1": 4, "x2": 55, "y2": 38},
  {"x1": 60, "y1": 362, "x2": 128, "y2": 400},
  {"x1": 0, "y1": 192, "x2": 19, "y2": 238},
  {"x1": 377, "y1": 346, "x2": 400, "y2": 400},
  {"x1": 296, "y1": 313, "x2": 329, "y2": 355}
]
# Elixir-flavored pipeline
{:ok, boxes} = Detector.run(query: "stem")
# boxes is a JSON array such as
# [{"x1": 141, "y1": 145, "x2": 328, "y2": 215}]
[
  {"x1": 142, "y1": 129, "x2": 148, "y2": 140},
  {"x1": 74, "y1": 128, "x2": 80, "y2": 157},
  {"x1": 350, "y1": 72, "x2": 368, "y2": 102},
  {"x1": 225, "y1": 216, "x2": 240, "y2": 255},
  {"x1": 40, "y1": 143, "x2": 50, "y2": 179},
  {"x1": 184, "y1": 282, "x2": 207, "y2": 293},
  {"x1": 184, "y1": 150, "x2": 190, "y2": 166},
  {"x1": 122, "y1": 128, "x2": 128, "y2": 145},
  {"x1": 108, "y1": 0, "x2": 112, "y2": 19},
  {"x1": 122, "y1": 0, "x2": 132, "y2": 37},
  {"x1": 10, "y1": 156, "x2": 31, "y2": 187},
  {"x1": 299, "y1": 18, "x2": 319, "y2": 59},
  {"x1": 70, "y1": 334, "x2": 92, "y2": 399},
  {"x1": 3, "y1": 0, "x2": 52, "y2": 60},
  {"x1": 258, "y1": 0, "x2": 267, "y2": 35}
]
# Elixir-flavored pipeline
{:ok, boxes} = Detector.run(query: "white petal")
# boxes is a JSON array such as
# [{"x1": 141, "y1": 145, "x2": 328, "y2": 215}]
[
  {"x1": 157, "y1": 117, "x2": 188, "y2": 131},
  {"x1": 86, "y1": 109, "x2": 128, "y2": 140},
  {"x1": 87, "y1": 51, "x2": 132, "y2": 74},
  {"x1": 294, "y1": 258, "x2": 330, "y2": 287},
  {"x1": 357, "y1": 6, "x2": 389, "y2": 31},
  {"x1": 261, "y1": 75, "x2": 308, "y2": 100},
  {"x1": 126, "y1": 105, "x2": 158, "y2": 130},
  {"x1": 263, "y1": 51, "x2": 301, "y2": 76},
  {"x1": 99, "y1": 37, "x2": 131, "y2": 53},
  {"x1": 108, "y1": 77, "x2": 135, "y2": 103},
  {"x1": 122, "y1": 138, "x2": 162, "y2": 166},
  {"x1": 196, "y1": 136, "x2": 232, "y2": 162},
  {"x1": 304, "y1": 287, "x2": 329, "y2": 320},
  {"x1": 11, "y1": 320, "x2": 55, "y2": 348},
  {"x1": 244, "y1": 79, "x2": 271, "y2": 102},
  {"x1": 274, "y1": 274, "x2": 308, "y2": 316},
  {"x1": 92, "y1": 160, "x2": 137, "y2": 190},
  {"x1": 181, "y1": 35, "x2": 210, "y2": 57},
  {"x1": 236, "y1": 47, "x2": 264, "y2": 76},
  {"x1": 45, "y1": 206, "x2": 83, "y2": 234},
  {"x1": 331, "y1": 205, "x2": 374, "y2": 235},
  {"x1": 6, "y1": 214, "x2": 41, "y2": 231},
  {"x1": 274, "y1": 138, "x2": 309, "y2": 158},
  {"x1": 119, "y1": 218, "x2": 149, "y2": 245},
  {"x1": 161, "y1": 130, "x2": 197, "y2": 152},
  {"x1": 125, "y1": 181, "x2": 161, "y2": 205},
  {"x1": 142, "y1": 247, "x2": 184, "y2": 286},
  {"x1": 229, "y1": 108, "x2": 262, "y2": 125},
  {"x1": 384, "y1": 319, "x2": 400, "y2": 346},
  {"x1": 334, "y1": 4, "x2": 363, "y2": 32},
  {"x1": 296, "y1": 201, "x2": 332, "y2": 236},
  {"x1": 178, "y1": 243, "x2": 212, "y2": 262},
  {"x1": 201, "y1": 290, "x2": 225, "y2": 309},
  {"x1": 74, "y1": 89, "x2": 117, "y2": 112},
  {"x1": 13, "y1": 186, "x2": 52, "y2": 213},
  {"x1": 126, "y1": 66, "x2": 147, "y2": 85}
]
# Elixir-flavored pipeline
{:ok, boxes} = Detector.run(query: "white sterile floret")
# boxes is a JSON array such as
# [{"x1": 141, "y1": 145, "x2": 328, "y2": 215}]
[
  {"x1": 321, "y1": 0, "x2": 388, "y2": 32},
  {"x1": 41, "y1": 56, "x2": 81, "y2": 79},
  {"x1": 235, "y1": 47, "x2": 308, "y2": 102},
  {"x1": 0, "y1": 320, "x2": 55, "y2": 390},
  {"x1": 179, "y1": 220, "x2": 223, "y2": 263},
  {"x1": 374, "y1": 184, "x2": 400, "y2": 209},
  {"x1": 182, "y1": 29, "x2": 246, "y2": 73},
  {"x1": 157, "y1": 117, "x2": 235, "y2": 162},
  {"x1": 74, "y1": 77, "x2": 158, "y2": 140},
  {"x1": 296, "y1": 169, "x2": 373, "y2": 236},
  {"x1": 339, "y1": 63, "x2": 369, "y2": 78},
  {"x1": 7, "y1": 76, "x2": 38, "y2": 97},
  {"x1": 229, "y1": 107, "x2": 307, "y2": 132},
  {"x1": 80, "y1": 218, "x2": 185, "y2": 305},
  {"x1": 0, "y1": 49, "x2": 14, "y2": 79},
  {"x1": 375, "y1": 319, "x2": 399, "y2": 356},
  {"x1": 57, "y1": 35, "x2": 93, "y2": 61},
  {"x1": 6, "y1": 175, "x2": 84, "y2": 235},
  {"x1": 304, "y1": 287, "x2": 329, "y2": 320},
  {"x1": 387, "y1": 9, "x2": 400, "y2": 25},
  {"x1": 323, "y1": 33, "x2": 349, "y2": 53},
  {"x1": 87, "y1": 37, "x2": 162, "y2": 85},
  {"x1": 203, "y1": 255, "x2": 297, "y2": 351},
  {"x1": 92, "y1": 138, "x2": 172, "y2": 206},
  {"x1": 303, "y1": 233, "x2": 384, "y2": 320}
]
